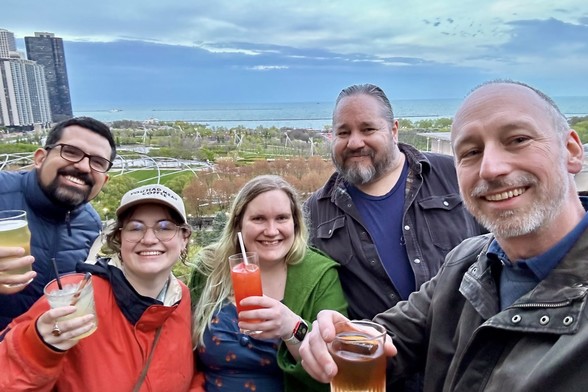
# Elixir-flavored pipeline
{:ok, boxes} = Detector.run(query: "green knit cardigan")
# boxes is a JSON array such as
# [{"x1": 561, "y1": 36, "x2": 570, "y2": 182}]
[{"x1": 189, "y1": 248, "x2": 348, "y2": 392}]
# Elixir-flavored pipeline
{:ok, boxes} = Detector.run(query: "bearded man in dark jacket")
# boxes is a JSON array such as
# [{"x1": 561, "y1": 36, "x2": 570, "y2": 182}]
[{"x1": 0, "y1": 117, "x2": 115, "y2": 331}]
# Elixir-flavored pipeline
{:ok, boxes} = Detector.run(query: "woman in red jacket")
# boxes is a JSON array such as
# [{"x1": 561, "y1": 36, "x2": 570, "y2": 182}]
[{"x1": 0, "y1": 184, "x2": 204, "y2": 391}]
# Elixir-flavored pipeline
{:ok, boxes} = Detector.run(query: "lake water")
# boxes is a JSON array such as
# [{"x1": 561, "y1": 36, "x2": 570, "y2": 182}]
[{"x1": 75, "y1": 96, "x2": 588, "y2": 130}]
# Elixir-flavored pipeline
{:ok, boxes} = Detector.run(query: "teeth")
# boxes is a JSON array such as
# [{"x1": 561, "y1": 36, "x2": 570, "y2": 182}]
[
  {"x1": 65, "y1": 175, "x2": 85, "y2": 185},
  {"x1": 485, "y1": 188, "x2": 525, "y2": 201},
  {"x1": 139, "y1": 251, "x2": 163, "y2": 256},
  {"x1": 261, "y1": 240, "x2": 280, "y2": 245}
]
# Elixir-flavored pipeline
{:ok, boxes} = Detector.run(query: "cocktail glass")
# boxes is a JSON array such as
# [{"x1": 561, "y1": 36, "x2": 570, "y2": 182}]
[
  {"x1": 229, "y1": 252, "x2": 263, "y2": 328},
  {"x1": 44, "y1": 272, "x2": 98, "y2": 339},
  {"x1": 329, "y1": 320, "x2": 387, "y2": 392}
]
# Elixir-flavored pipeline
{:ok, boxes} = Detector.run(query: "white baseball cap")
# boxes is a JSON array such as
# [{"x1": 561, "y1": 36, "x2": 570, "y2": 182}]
[{"x1": 116, "y1": 184, "x2": 187, "y2": 223}]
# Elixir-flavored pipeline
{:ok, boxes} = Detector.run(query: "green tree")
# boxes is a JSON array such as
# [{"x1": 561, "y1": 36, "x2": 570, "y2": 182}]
[
  {"x1": 398, "y1": 118, "x2": 415, "y2": 129},
  {"x1": 166, "y1": 173, "x2": 194, "y2": 195},
  {"x1": 570, "y1": 116, "x2": 588, "y2": 143},
  {"x1": 194, "y1": 212, "x2": 228, "y2": 247},
  {"x1": 91, "y1": 175, "x2": 138, "y2": 220}
]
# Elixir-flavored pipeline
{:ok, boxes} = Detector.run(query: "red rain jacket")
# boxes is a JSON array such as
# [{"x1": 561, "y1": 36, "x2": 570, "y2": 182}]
[{"x1": 0, "y1": 259, "x2": 203, "y2": 391}]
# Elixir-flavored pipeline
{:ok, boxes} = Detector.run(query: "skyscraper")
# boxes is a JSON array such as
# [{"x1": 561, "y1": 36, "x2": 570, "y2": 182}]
[
  {"x1": 25, "y1": 32, "x2": 73, "y2": 122},
  {"x1": 0, "y1": 29, "x2": 17, "y2": 58},
  {"x1": 0, "y1": 28, "x2": 51, "y2": 127},
  {"x1": 0, "y1": 58, "x2": 52, "y2": 127}
]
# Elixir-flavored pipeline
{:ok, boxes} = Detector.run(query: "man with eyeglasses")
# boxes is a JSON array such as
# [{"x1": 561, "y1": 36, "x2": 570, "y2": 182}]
[{"x1": 0, "y1": 117, "x2": 116, "y2": 331}]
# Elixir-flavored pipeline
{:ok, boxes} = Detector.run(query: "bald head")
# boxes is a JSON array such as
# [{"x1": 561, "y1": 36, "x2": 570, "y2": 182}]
[
  {"x1": 449, "y1": 80, "x2": 585, "y2": 252},
  {"x1": 452, "y1": 81, "x2": 569, "y2": 145}
]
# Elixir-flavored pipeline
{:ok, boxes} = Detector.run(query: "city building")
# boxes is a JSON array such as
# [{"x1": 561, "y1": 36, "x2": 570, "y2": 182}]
[
  {"x1": 0, "y1": 57, "x2": 52, "y2": 127},
  {"x1": 0, "y1": 28, "x2": 52, "y2": 128},
  {"x1": 25, "y1": 32, "x2": 73, "y2": 122},
  {"x1": 0, "y1": 29, "x2": 17, "y2": 58},
  {"x1": 417, "y1": 132, "x2": 453, "y2": 155}
]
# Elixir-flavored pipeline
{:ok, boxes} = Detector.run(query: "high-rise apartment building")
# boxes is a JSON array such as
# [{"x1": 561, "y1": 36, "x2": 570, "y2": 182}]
[
  {"x1": 0, "y1": 28, "x2": 52, "y2": 127},
  {"x1": 0, "y1": 29, "x2": 17, "y2": 58},
  {"x1": 25, "y1": 32, "x2": 73, "y2": 122},
  {"x1": 0, "y1": 58, "x2": 52, "y2": 127}
]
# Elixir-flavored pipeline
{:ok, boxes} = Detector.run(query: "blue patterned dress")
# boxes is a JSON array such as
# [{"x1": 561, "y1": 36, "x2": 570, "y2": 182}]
[{"x1": 196, "y1": 302, "x2": 283, "y2": 391}]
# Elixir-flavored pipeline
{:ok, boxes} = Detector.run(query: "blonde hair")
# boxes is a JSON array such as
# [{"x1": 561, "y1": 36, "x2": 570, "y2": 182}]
[{"x1": 192, "y1": 175, "x2": 308, "y2": 346}]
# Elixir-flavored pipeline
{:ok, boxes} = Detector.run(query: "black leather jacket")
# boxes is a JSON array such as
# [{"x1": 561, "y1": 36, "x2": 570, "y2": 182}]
[
  {"x1": 305, "y1": 143, "x2": 484, "y2": 320},
  {"x1": 377, "y1": 231, "x2": 588, "y2": 392}
]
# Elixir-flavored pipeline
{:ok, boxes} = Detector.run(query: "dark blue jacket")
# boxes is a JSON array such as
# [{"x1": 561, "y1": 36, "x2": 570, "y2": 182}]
[{"x1": 0, "y1": 170, "x2": 101, "y2": 330}]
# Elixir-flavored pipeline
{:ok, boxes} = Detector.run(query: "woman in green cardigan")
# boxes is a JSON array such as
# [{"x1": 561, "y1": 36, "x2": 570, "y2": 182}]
[{"x1": 190, "y1": 174, "x2": 347, "y2": 391}]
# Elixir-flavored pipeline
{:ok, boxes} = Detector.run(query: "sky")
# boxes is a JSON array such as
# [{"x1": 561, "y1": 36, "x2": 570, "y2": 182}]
[{"x1": 3, "y1": 0, "x2": 588, "y2": 109}]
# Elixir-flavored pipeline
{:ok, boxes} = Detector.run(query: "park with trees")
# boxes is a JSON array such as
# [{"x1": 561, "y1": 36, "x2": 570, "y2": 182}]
[{"x1": 3, "y1": 115, "x2": 588, "y2": 278}]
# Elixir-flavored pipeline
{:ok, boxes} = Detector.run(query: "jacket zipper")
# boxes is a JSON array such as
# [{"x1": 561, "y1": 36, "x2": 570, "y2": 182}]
[
  {"x1": 448, "y1": 299, "x2": 573, "y2": 391},
  {"x1": 510, "y1": 300, "x2": 571, "y2": 308},
  {"x1": 66, "y1": 211, "x2": 72, "y2": 236}
]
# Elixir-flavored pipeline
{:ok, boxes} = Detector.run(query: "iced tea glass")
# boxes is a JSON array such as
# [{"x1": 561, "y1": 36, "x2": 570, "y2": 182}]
[
  {"x1": 329, "y1": 320, "x2": 387, "y2": 392},
  {"x1": 0, "y1": 210, "x2": 32, "y2": 282},
  {"x1": 229, "y1": 252, "x2": 263, "y2": 327},
  {"x1": 44, "y1": 272, "x2": 98, "y2": 339}
]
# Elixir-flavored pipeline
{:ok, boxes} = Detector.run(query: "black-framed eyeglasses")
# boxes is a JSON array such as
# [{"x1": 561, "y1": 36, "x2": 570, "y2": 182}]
[
  {"x1": 45, "y1": 143, "x2": 113, "y2": 173},
  {"x1": 120, "y1": 220, "x2": 184, "y2": 243}
]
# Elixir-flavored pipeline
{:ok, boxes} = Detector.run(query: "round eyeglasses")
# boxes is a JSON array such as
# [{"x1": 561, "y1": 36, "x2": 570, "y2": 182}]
[
  {"x1": 45, "y1": 143, "x2": 113, "y2": 173},
  {"x1": 120, "y1": 220, "x2": 184, "y2": 243}
]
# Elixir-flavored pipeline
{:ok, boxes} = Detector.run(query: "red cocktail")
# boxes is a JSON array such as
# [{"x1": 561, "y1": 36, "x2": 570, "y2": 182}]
[{"x1": 229, "y1": 252, "x2": 263, "y2": 324}]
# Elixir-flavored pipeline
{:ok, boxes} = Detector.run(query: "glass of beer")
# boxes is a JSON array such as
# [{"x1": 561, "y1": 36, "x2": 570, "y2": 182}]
[
  {"x1": 229, "y1": 252, "x2": 263, "y2": 327},
  {"x1": 44, "y1": 272, "x2": 98, "y2": 339},
  {"x1": 328, "y1": 320, "x2": 387, "y2": 392},
  {"x1": 0, "y1": 210, "x2": 32, "y2": 281}
]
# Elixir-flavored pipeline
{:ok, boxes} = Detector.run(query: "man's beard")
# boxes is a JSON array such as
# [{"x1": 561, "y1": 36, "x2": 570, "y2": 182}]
[
  {"x1": 40, "y1": 167, "x2": 94, "y2": 209},
  {"x1": 333, "y1": 142, "x2": 396, "y2": 185},
  {"x1": 463, "y1": 168, "x2": 568, "y2": 239}
]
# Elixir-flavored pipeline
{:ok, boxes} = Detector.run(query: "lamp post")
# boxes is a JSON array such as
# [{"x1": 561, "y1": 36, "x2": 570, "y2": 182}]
[{"x1": 102, "y1": 208, "x2": 109, "y2": 229}]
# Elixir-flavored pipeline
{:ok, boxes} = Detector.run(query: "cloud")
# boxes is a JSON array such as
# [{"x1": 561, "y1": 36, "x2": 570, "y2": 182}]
[
  {"x1": 195, "y1": 43, "x2": 262, "y2": 56},
  {"x1": 3, "y1": 0, "x2": 587, "y2": 104},
  {"x1": 247, "y1": 65, "x2": 289, "y2": 71}
]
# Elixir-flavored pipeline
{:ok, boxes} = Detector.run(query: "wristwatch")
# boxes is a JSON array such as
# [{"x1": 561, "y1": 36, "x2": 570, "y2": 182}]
[{"x1": 282, "y1": 318, "x2": 309, "y2": 344}]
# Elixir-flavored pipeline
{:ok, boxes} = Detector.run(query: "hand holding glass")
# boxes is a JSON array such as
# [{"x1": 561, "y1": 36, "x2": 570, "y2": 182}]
[
  {"x1": 229, "y1": 252, "x2": 263, "y2": 325},
  {"x1": 0, "y1": 210, "x2": 32, "y2": 281},
  {"x1": 44, "y1": 272, "x2": 98, "y2": 339},
  {"x1": 328, "y1": 320, "x2": 387, "y2": 392}
]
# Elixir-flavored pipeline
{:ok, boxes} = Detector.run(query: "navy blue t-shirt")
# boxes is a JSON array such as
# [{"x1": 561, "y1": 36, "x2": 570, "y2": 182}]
[{"x1": 347, "y1": 162, "x2": 415, "y2": 299}]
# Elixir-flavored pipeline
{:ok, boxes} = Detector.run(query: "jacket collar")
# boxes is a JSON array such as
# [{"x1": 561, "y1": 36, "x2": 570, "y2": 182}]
[
  {"x1": 462, "y1": 230, "x2": 588, "y2": 333},
  {"x1": 77, "y1": 256, "x2": 183, "y2": 325}
]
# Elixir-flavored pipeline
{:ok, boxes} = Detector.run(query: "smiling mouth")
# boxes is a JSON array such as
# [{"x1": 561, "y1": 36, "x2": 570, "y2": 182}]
[
  {"x1": 260, "y1": 240, "x2": 281, "y2": 246},
  {"x1": 484, "y1": 187, "x2": 526, "y2": 201},
  {"x1": 346, "y1": 153, "x2": 371, "y2": 159},
  {"x1": 138, "y1": 251, "x2": 164, "y2": 256},
  {"x1": 63, "y1": 175, "x2": 87, "y2": 186}
]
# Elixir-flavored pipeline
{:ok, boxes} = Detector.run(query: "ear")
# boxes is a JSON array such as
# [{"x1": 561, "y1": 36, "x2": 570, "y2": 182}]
[
  {"x1": 181, "y1": 235, "x2": 190, "y2": 250},
  {"x1": 566, "y1": 129, "x2": 584, "y2": 175},
  {"x1": 391, "y1": 119, "x2": 399, "y2": 143},
  {"x1": 33, "y1": 148, "x2": 48, "y2": 169},
  {"x1": 103, "y1": 174, "x2": 110, "y2": 185}
]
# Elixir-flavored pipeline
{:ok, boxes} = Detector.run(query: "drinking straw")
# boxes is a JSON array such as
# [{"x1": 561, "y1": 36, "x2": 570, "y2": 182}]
[
  {"x1": 51, "y1": 258, "x2": 63, "y2": 290},
  {"x1": 70, "y1": 272, "x2": 92, "y2": 306},
  {"x1": 237, "y1": 232, "x2": 249, "y2": 265}
]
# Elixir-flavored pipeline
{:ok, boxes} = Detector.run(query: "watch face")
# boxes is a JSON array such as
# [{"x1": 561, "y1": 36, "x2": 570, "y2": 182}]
[{"x1": 295, "y1": 320, "x2": 309, "y2": 341}]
